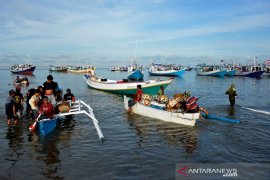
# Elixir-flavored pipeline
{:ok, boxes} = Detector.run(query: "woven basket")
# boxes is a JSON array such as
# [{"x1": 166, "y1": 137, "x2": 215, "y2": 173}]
[{"x1": 58, "y1": 102, "x2": 70, "y2": 113}]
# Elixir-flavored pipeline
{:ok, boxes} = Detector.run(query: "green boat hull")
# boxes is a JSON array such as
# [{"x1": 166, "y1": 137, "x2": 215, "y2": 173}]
[{"x1": 89, "y1": 83, "x2": 170, "y2": 95}]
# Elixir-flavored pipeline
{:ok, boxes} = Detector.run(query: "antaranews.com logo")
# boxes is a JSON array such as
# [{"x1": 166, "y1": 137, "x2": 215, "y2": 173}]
[{"x1": 175, "y1": 163, "x2": 270, "y2": 180}]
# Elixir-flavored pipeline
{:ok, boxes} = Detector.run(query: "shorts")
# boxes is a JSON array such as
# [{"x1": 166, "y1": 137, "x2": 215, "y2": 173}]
[
  {"x1": 6, "y1": 112, "x2": 18, "y2": 120},
  {"x1": 128, "y1": 100, "x2": 137, "y2": 108}
]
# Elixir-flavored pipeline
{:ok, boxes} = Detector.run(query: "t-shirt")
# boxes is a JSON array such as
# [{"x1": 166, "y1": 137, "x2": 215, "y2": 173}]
[
  {"x1": 14, "y1": 92, "x2": 23, "y2": 108},
  {"x1": 5, "y1": 96, "x2": 15, "y2": 114},
  {"x1": 40, "y1": 103, "x2": 54, "y2": 119},
  {"x1": 134, "y1": 89, "x2": 143, "y2": 102},
  {"x1": 64, "y1": 93, "x2": 75, "y2": 101},
  {"x1": 43, "y1": 81, "x2": 58, "y2": 94},
  {"x1": 29, "y1": 95, "x2": 40, "y2": 110}
]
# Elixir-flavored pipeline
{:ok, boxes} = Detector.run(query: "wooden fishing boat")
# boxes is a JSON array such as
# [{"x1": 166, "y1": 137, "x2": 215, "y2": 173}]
[
  {"x1": 128, "y1": 69, "x2": 144, "y2": 80},
  {"x1": 31, "y1": 100, "x2": 104, "y2": 140},
  {"x1": 194, "y1": 64, "x2": 227, "y2": 77},
  {"x1": 83, "y1": 75, "x2": 172, "y2": 95},
  {"x1": 225, "y1": 69, "x2": 237, "y2": 76},
  {"x1": 110, "y1": 66, "x2": 128, "y2": 72},
  {"x1": 49, "y1": 65, "x2": 68, "y2": 72},
  {"x1": 11, "y1": 64, "x2": 36, "y2": 75},
  {"x1": 234, "y1": 66, "x2": 265, "y2": 77},
  {"x1": 124, "y1": 96, "x2": 199, "y2": 126},
  {"x1": 148, "y1": 64, "x2": 186, "y2": 77},
  {"x1": 67, "y1": 65, "x2": 95, "y2": 73}
]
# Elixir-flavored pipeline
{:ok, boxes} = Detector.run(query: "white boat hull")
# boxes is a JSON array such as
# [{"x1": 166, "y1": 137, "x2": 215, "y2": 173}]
[
  {"x1": 84, "y1": 75, "x2": 172, "y2": 95},
  {"x1": 124, "y1": 96, "x2": 198, "y2": 126}
]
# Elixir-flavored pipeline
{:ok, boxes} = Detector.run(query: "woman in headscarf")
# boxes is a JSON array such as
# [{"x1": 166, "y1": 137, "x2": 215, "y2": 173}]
[{"x1": 225, "y1": 84, "x2": 238, "y2": 106}]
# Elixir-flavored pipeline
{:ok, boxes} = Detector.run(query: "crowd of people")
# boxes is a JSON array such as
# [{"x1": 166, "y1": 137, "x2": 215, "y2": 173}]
[{"x1": 5, "y1": 75, "x2": 75, "y2": 125}]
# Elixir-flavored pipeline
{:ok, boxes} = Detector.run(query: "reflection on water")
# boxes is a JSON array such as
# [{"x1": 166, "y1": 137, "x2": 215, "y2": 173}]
[
  {"x1": 127, "y1": 114, "x2": 198, "y2": 155},
  {"x1": 26, "y1": 118, "x2": 75, "y2": 179},
  {"x1": 6, "y1": 125, "x2": 24, "y2": 165}
]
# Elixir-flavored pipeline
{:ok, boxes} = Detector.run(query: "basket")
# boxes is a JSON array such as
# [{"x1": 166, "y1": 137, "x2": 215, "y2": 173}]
[{"x1": 58, "y1": 101, "x2": 70, "y2": 113}]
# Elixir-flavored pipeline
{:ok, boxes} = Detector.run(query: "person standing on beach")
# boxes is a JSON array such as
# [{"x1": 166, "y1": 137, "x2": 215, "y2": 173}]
[
  {"x1": 225, "y1": 84, "x2": 238, "y2": 106},
  {"x1": 43, "y1": 75, "x2": 58, "y2": 107},
  {"x1": 5, "y1": 90, "x2": 18, "y2": 125}
]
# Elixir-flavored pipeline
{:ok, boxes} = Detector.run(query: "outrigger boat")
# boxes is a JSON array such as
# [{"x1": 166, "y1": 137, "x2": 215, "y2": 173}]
[
  {"x1": 30, "y1": 100, "x2": 104, "y2": 140},
  {"x1": 124, "y1": 96, "x2": 199, "y2": 126},
  {"x1": 83, "y1": 74, "x2": 172, "y2": 95}
]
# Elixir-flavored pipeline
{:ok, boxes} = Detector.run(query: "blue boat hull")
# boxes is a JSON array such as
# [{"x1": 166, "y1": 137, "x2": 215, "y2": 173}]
[
  {"x1": 201, "y1": 113, "x2": 240, "y2": 123},
  {"x1": 225, "y1": 69, "x2": 237, "y2": 76},
  {"x1": 235, "y1": 70, "x2": 265, "y2": 77},
  {"x1": 128, "y1": 69, "x2": 144, "y2": 80},
  {"x1": 245, "y1": 71, "x2": 265, "y2": 77},
  {"x1": 148, "y1": 69, "x2": 186, "y2": 77},
  {"x1": 38, "y1": 117, "x2": 60, "y2": 136},
  {"x1": 11, "y1": 66, "x2": 36, "y2": 75}
]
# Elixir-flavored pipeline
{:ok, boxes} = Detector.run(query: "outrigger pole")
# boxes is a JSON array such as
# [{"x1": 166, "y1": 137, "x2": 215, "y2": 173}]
[{"x1": 56, "y1": 100, "x2": 104, "y2": 141}]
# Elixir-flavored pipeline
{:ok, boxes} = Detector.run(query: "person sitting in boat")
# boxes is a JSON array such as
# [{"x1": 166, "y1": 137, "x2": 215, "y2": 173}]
[
  {"x1": 63, "y1": 88, "x2": 75, "y2": 102},
  {"x1": 128, "y1": 85, "x2": 143, "y2": 113},
  {"x1": 40, "y1": 96, "x2": 54, "y2": 119},
  {"x1": 43, "y1": 75, "x2": 58, "y2": 107},
  {"x1": 225, "y1": 84, "x2": 237, "y2": 106},
  {"x1": 15, "y1": 76, "x2": 21, "y2": 83},
  {"x1": 29, "y1": 90, "x2": 41, "y2": 119},
  {"x1": 157, "y1": 86, "x2": 164, "y2": 96}
]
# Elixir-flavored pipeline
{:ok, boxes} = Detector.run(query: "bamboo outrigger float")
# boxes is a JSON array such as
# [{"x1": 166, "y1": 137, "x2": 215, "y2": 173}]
[{"x1": 30, "y1": 100, "x2": 104, "y2": 141}]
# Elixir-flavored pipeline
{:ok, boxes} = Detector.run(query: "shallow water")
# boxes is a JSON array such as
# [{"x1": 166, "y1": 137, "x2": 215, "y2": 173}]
[{"x1": 0, "y1": 68, "x2": 269, "y2": 179}]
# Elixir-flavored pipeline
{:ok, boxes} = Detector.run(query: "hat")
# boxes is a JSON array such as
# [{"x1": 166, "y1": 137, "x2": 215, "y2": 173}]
[
  {"x1": 16, "y1": 86, "x2": 21, "y2": 90},
  {"x1": 9, "y1": 89, "x2": 15, "y2": 95}
]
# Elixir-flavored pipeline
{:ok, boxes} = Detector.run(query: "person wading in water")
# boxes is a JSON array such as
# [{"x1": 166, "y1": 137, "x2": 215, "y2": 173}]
[
  {"x1": 43, "y1": 75, "x2": 58, "y2": 107},
  {"x1": 225, "y1": 84, "x2": 238, "y2": 106}
]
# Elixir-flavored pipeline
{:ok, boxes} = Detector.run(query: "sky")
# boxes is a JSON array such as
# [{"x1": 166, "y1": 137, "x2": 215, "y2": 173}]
[{"x1": 0, "y1": 0, "x2": 270, "y2": 67}]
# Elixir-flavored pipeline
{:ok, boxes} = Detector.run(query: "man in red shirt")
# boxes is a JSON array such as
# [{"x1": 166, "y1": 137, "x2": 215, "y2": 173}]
[
  {"x1": 40, "y1": 96, "x2": 54, "y2": 119},
  {"x1": 128, "y1": 85, "x2": 143, "y2": 113}
]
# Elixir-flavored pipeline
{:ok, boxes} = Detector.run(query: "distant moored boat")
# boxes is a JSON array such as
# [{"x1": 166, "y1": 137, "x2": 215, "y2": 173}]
[
  {"x1": 194, "y1": 64, "x2": 226, "y2": 77},
  {"x1": 11, "y1": 64, "x2": 36, "y2": 75}
]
